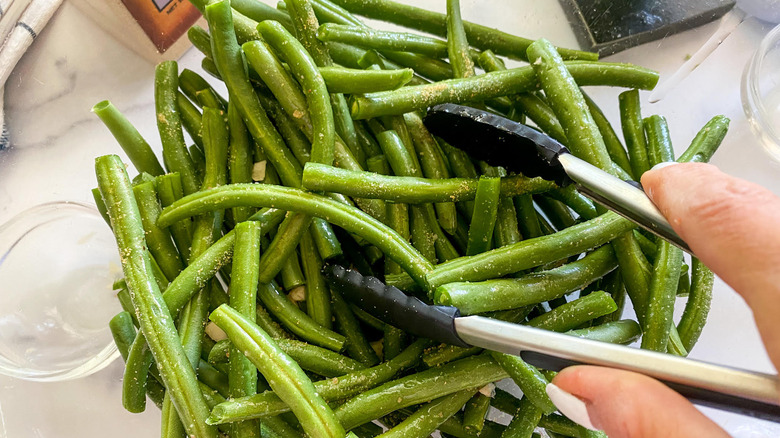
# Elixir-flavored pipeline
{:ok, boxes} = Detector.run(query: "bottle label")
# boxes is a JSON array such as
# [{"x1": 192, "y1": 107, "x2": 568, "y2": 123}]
[{"x1": 121, "y1": 0, "x2": 201, "y2": 53}]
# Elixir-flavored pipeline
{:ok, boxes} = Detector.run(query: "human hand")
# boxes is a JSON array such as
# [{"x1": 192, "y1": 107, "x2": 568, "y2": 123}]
[{"x1": 547, "y1": 163, "x2": 780, "y2": 437}]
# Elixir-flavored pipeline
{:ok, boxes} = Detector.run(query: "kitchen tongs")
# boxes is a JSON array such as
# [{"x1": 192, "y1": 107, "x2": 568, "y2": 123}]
[
  {"x1": 423, "y1": 104, "x2": 690, "y2": 253},
  {"x1": 322, "y1": 265, "x2": 780, "y2": 423}
]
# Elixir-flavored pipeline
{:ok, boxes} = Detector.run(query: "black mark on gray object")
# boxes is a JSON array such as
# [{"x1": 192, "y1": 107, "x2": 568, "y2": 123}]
[{"x1": 16, "y1": 22, "x2": 36, "y2": 39}]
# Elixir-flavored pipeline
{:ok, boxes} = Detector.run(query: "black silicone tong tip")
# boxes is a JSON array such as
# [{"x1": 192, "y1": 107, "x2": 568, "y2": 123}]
[
  {"x1": 423, "y1": 103, "x2": 572, "y2": 186},
  {"x1": 321, "y1": 264, "x2": 469, "y2": 347}
]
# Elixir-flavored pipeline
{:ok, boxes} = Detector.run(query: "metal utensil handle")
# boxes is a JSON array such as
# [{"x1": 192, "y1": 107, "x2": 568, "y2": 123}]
[
  {"x1": 455, "y1": 316, "x2": 780, "y2": 422},
  {"x1": 557, "y1": 154, "x2": 692, "y2": 254}
]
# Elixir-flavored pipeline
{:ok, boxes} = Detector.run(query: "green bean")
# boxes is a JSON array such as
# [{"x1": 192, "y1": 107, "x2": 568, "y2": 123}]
[
  {"x1": 618, "y1": 89, "x2": 650, "y2": 177},
  {"x1": 257, "y1": 305, "x2": 295, "y2": 340},
  {"x1": 644, "y1": 115, "x2": 674, "y2": 167},
  {"x1": 582, "y1": 91, "x2": 633, "y2": 178},
  {"x1": 326, "y1": 0, "x2": 596, "y2": 61},
  {"x1": 538, "y1": 414, "x2": 606, "y2": 438},
  {"x1": 227, "y1": 222, "x2": 262, "y2": 437},
  {"x1": 466, "y1": 177, "x2": 500, "y2": 256},
  {"x1": 123, "y1": 332, "x2": 153, "y2": 413},
  {"x1": 678, "y1": 115, "x2": 729, "y2": 163},
  {"x1": 300, "y1": 230, "x2": 332, "y2": 329},
  {"x1": 155, "y1": 62, "x2": 201, "y2": 195},
  {"x1": 331, "y1": 288, "x2": 382, "y2": 367},
  {"x1": 211, "y1": 304, "x2": 345, "y2": 438},
  {"x1": 276, "y1": 338, "x2": 367, "y2": 377},
  {"x1": 188, "y1": 25, "x2": 214, "y2": 60},
  {"x1": 162, "y1": 232, "x2": 236, "y2": 318},
  {"x1": 526, "y1": 39, "x2": 616, "y2": 174},
  {"x1": 503, "y1": 397, "x2": 543, "y2": 438},
  {"x1": 207, "y1": 1, "x2": 303, "y2": 188},
  {"x1": 527, "y1": 291, "x2": 617, "y2": 332},
  {"x1": 641, "y1": 240, "x2": 684, "y2": 352},
  {"x1": 133, "y1": 181, "x2": 184, "y2": 281},
  {"x1": 404, "y1": 112, "x2": 458, "y2": 234},
  {"x1": 436, "y1": 245, "x2": 617, "y2": 314},
  {"x1": 190, "y1": 144, "x2": 207, "y2": 181},
  {"x1": 384, "y1": 201, "x2": 409, "y2": 275},
  {"x1": 95, "y1": 154, "x2": 216, "y2": 438},
  {"x1": 302, "y1": 163, "x2": 555, "y2": 203},
  {"x1": 489, "y1": 352, "x2": 555, "y2": 415},
  {"x1": 677, "y1": 258, "x2": 714, "y2": 352},
  {"x1": 196, "y1": 88, "x2": 226, "y2": 112},
  {"x1": 462, "y1": 392, "x2": 491, "y2": 433},
  {"x1": 258, "y1": 281, "x2": 346, "y2": 351},
  {"x1": 232, "y1": 0, "x2": 294, "y2": 29},
  {"x1": 410, "y1": 204, "x2": 436, "y2": 262},
  {"x1": 207, "y1": 339, "x2": 428, "y2": 425},
  {"x1": 177, "y1": 92, "x2": 204, "y2": 150},
  {"x1": 513, "y1": 94, "x2": 567, "y2": 144},
  {"x1": 258, "y1": 212, "x2": 313, "y2": 284},
  {"x1": 259, "y1": 20, "x2": 335, "y2": 166},
  {"x1": 438, "y1": 417, "x2": 505, "y2": 438},
  {"x1": 534, "y1": 196, "x2": 575, "y2": 232},
  {"x1": 350, "y1": 62, "x2": 658, "y2": 119},
  {"x1": 513, "y1": 195, "x2": 541, "y2": 239},
  {"x1": 319, "y1": 66, "x2": 414, "y2": 94},
  {"x1": 428, "y1": 211, "x2": 633, "y2": 288},
  {"x1": 158, "y1": 184, "x2": 433, "y2": 284},
  {"x1": 110, "y1": 312, "x2": 136, "y2": 360},
  {"x1": 319, "y1": 23, "x2": 443, "y2": 58},
  {"x1": 566, "y1": 319, "x2": 642, "y2": 345},
  {"x1": 209, "y1": 339, "x2": 231, "y2": 364},
  {"x1": 379, "y1": 389, "x2": 478, "y2": 438},
  {"x1": 92, "y1": 100, "x2": 165, "y2": 176},
  {"x1": 228, "y1": 101, "x2": 256, "y2": 222},
  {"x1": 157, "y1": 173, "x2": 194, "y2": 262},
  {"x1": 311, "y1": 0, "x2": 365, "y2": 26},
  {"x1": 335, "y1": 354, "x2": 508, "y2": 430},
  {"x1": 281, "y1": 255, "x2": 306, "y2": 291},
  {"x1": 355, "y1": 121, "x2": 383, "y2": 157},
  {"x1": 420, "y1": 202, "x2": 461, "y2": 262},
  {"x1": 446, "y1": 0, "x2": 476, "y2": 79},
  {"x1": 180, "y1": 68, "x2": 228, "y2": 107},
  {"x1": 677, "y1": 264, "x2": 691, "y2": 297}
]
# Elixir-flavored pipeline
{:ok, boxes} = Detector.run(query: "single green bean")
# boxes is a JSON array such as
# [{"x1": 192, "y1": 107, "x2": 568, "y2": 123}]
[
  {"x1": 384, "y1": 201, "x2": 409, "y2": 275},
  {"x1": 259, "y1": 20, "x2": 335, "y2": 166},
  {"x1": 546, "y1": 186, "x2": 598, "y2": 221},
  {"x1": 109, "y1": 312, "x2": 136, "y2": 360},
  {"x1": 210, "y1": 304, "x2": 345, "y2": 438},
  {"x1": 258, "y1": 281, "x2": 346, "y2": 351},
  {"x1": 180, "y1": 68, "x2": 229, "y2": 107},
  {"x1": 92, "y1": 100, "x2": 165, "y2": 176},
  {"x1": 533, "y1": 196, "x2": 576, "y2": 231},
  {"x1": 157, "y1": 173, "x2": 193, "y2": 263},
  {"x1": 678, "y1": 115, "x2": 729, "y2": 163},
  {"x1": 436, "y1": 245, "x2": 617, "y2": 314},
  {"x1": 677, "y1": 258, "x2": 714, "y2": 352},
  {"x1": 566, "y1": 319, "x2": 642, "y2": 345},
  {"x1": 335, "y1": 354, "x2": 508, "y2": 430},
  {"x1": 644, "y1": 115, "x2": 674, "y2": 167},
  {"x1": 379, "y1": 389, "x2": 478, "y2": 438},
  {"x1": 318, "y1": 23, "x2": 454, "y2": 59},
  {"x1": 503, "y1": 397, "x2": 543, "y2": 438},
  {"x1": 133, "y1": 181, "x2": 184, "y2": 281},
  {"x1": 446, "y1": 0, "x2": 476, "y2": 78},
  {"x1": 281, "y1": 255, "x2": 306, "y2": 291},
  {"x1": 275, "y1": 338, "x2": 367, "y2": 377},
  {"x1": 157, "y1": 183, "x2": 433, "y2": 286},
  {"x1": 326, "y1": 0, "x2": 596, "y2": 61},
  {"x1": 188, "y1": 25, "x2": 214, "y2": 59},
  {"x1": 95, "y1": 154, "x2": 216, "y2": 438},
  {"x1": 410, "y1": 204, "x2": 436, "y2": 262},
  {"x1": 302, "y1": 163, "x2": 555, "y2": 203},
  {"x1": 618, "y1": 89, "x2": 650, "y2": 177},
  {"x1": 258, "y1": 212, "x2": 313, "y2": 283},
  {"x1": 232, "y1": 0, "x2": 294, "y2": 29},
  {"x1": 228, "y1": 101, "x2": 256, "y2": 222},
  {"x1": 207, "y1": 339, "x2": 429, "y2": 425},
  {"x1": 206, "y1": 1, "x2": 303, "y2": 188},
  {"x1": 641, "y1": 241, "x2": 684, "y2": 352},
  {"x1": 462, "y1": 392, "x2": 491, "y2": 433},
  {"x1": 466, "y1": 176, "x2": 500, "y2": 256},
  {"x1": 380, "y1": 50, "x2": 453, "y2": 81},
  {"x1": 301, "y1": 230, "x2": 332, "y2": 329},
  {"x1": 123, "y1": 332, "x2": 153, "y2": 413},
  {"x1": 350, "y1": 62, "x2": 658, "y2": 119},
  {"x1": 539, "y1": 414, "x2": 607, "y2": 438},
  {"x1": 155, "y1": 61, "x2": 201, "y2": 195},
  {"x1": 311, "y1": 0, "x2": 365, "y2": 26},
  {"x1": 527, "y1": 291, "x2": 617, "y2": 332},
  {"x1": 319, "y1": 66, "x2": 414, "y2": 94},
  {"x1": 177, "y1": 92, "x2": 205, "y2": 150}
]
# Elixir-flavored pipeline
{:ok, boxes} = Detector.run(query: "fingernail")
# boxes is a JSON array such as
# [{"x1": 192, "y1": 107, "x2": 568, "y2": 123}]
[
  {"x1": 546, "y1": 383, "x2": 598, "y2": 431},
  {"x1": 651, "y1": 161, "x2": 679, "y2": 171}
]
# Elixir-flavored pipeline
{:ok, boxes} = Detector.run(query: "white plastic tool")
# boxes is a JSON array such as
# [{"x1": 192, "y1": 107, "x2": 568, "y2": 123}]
[{"x1": 649, "y1": 0, "x2": 780, "y2": 103}]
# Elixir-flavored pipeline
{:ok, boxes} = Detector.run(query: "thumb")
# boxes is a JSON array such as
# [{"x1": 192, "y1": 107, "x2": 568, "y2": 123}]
[
  {"x1": 552, "y1": 366, "x2": 730, "y2": 438},
  {"x1": 641, "y1": 163, "x2": 780, "y2": 367}
]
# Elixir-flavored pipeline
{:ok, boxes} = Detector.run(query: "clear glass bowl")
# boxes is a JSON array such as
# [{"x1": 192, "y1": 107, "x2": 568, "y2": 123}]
[
  {"x1": 742, "y1": 23, "x2": 780, "y2": 162},
  {"x1": 0, "y1": 202, "x2": 122, "y2": 381}
]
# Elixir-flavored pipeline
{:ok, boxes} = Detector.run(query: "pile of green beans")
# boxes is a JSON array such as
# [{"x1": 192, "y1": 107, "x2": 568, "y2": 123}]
[{"x1": 94, "y1": 0, "x2": 728, "y2": 436}]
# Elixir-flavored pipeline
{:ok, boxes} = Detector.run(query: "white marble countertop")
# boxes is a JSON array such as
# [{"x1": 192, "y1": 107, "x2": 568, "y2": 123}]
[{"x1": 0, "y1": 1, "x2": 778, "y2": 436}]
